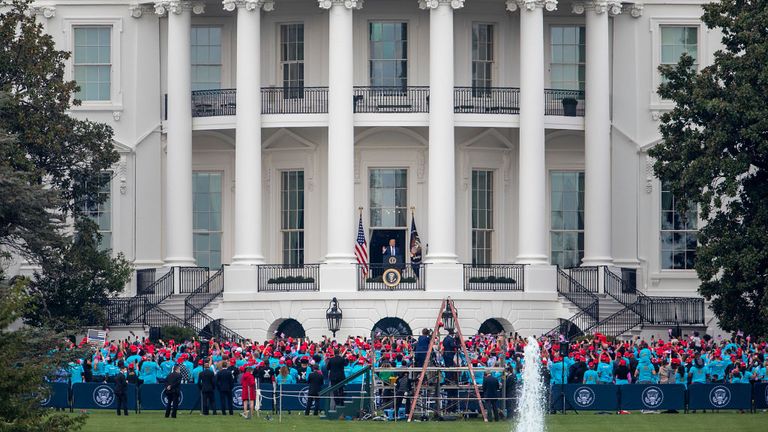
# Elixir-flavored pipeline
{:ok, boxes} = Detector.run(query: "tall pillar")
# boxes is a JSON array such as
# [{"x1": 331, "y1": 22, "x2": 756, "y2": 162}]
[
  {"x1": 421, "y1": 0, "x2": 463, "y2": 265},
  {"x1": 319, "y1": 0, "x2": 360, "y2": 265},
  {"x1": 224, "y1": 0, "x2": 273, "y2": 265},
  {"x1": 156, "y1": 1, "x2": 204, "y2": 267},
  {"x1": 509, "y1": 0, "x2": 555, "y2": 265},
  {"x1": 577, "y1": 0, "x2": 619, "y2": 266}
]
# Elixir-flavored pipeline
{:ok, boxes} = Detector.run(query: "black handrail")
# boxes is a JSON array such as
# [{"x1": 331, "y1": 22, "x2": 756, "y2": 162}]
[
  {"x1": 454, "y1": 87, "x2": 520, "y2": 114},
  {"x1": 129, "y1": 270, "x2": 175, "y2": 324},
  {"x1": 557, "y1": 267, "x2": 599, "y2": 321},
  {"x1": 184, "y1": 266, "x2": 224, "y2": 322},
  {"x1": 179, "y1": 266, "x2": 209, "y2": 293},
  {"x1": 544, "y1": 88, "x2": 585, "y2": 116},
  {"x1": 353, "y1": 86, "x2": 429, "y2": 113},
  {"x1": 186, "y1": 305, "x2": 245, "y2": 342},
  {"x1": 588, "y1": 305, "x2": 643, "y2": 338},
  {"x1": 357, "y1": 263, "x2": 426, "y2": 291},
  {"x1": 191, "y1": 89, "x2": 236, "y2": 117},
  {"x1": 136, "y1": 268, "x2": 156, "y2": 295},
  {"x1": 257, "y1": 264, "x2": 320, "y2": 292},
  {"x1": 569, "y1": 266, "x2": 599, "y2": 293},
  {"x1": 262, "y1": 87, "x2": 329, "y2": 114},
  {"x1": 463, "y1": 264, "x2": 525, "y2": 291}
]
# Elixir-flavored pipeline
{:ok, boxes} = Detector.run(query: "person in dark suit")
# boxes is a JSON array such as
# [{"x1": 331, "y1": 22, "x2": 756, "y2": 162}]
[
  {"x1": 394, "y1": 371, "x2": 412, "y2": 417},
  {"x1": 216, "y1": 361, "x2": 235, "y2": 415},
  {"x1": 304, "y1": 364, "x2": 324, "y2": 416},
  {"x1": 482, "y1": 371, "x2": 500, "y2": 421},
  {"x1": 114, "y1": 365, "x2": 129, "y2": 416},
  {"x1": 326, "y1": 349, "x2": 346, "y2": 407},
  {"x1": 198, "y1": 361, "x2": 217, "y2": 415},
  {"x1": 414, "y1": 328, "x2": 431, "y2": 367},
  {"x1": 442, "y1": 330, "x2": 458, "y2": 411},
  {"x1": 504, "y1": 366, "x2": 518, "y2": 419},
  {"x1": 164, "y1": 365, "x2": 182, "y2": 418},
  {"x1": 381, "y1": 239, "x2": 399, "y2": 261}
]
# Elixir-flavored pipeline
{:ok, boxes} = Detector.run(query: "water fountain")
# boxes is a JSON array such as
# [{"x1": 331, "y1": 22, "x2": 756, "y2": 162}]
[{"x1": 514, "y1": 336, "x2": 546, "y2": 432}]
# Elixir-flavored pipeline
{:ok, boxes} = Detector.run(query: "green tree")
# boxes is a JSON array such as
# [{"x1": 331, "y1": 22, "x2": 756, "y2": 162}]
[
  {"x1": 651, "y1": 0, "x2": 768, "y2": 336},
  {"x1": 0, "y1": 0, "x2": 131, "y2": 328}
]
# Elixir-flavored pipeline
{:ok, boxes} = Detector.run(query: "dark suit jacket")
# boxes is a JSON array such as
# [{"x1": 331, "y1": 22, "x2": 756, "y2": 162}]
[
  {"x1": 307, "y1": 371, "x2": 324, "y2": 395},
  {"x1": 215, "y1": 368, "x2": 234, "y2": 391},
  {"x1": 327, "y1": 356, "x2": 346, "y2": 382},
  {"x1": 114, "y1": 373, "x2": 127, "y2": 395},
  {"x1": 165, "y1": 372, "x2": 182, "y2": 395},
  {"x1": 482, "y1": 375, "x2": 500, "y2": 400},
  {"x1": 198, "y1": 369, "x2": 216, "y2": 392}
]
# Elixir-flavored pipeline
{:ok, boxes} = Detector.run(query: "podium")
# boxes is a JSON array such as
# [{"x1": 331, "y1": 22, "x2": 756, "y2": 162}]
[{"x1": 381, "y1": 255, "x2": 404, "y2": 288}]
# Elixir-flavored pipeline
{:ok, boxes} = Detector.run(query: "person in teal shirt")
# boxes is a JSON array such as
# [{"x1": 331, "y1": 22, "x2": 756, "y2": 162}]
[
  {"x1": 689, "y1": 359, "x2": 708, "y2": 384},
  {"x1": 597, "y1": 359, "x2": 613, "y2": 384},
  {"x1": 192, "y1": 361, "x2": 204, "y2": 384},
  {"x1": 635, "y1": 359, "x2": 656, "y2": 384},
  {"x1": 140, "y1": 358, "x2": 160, "y2": 384},
  {"x1": 549, "y1": 357, "x2": 568, "y2": 385},
  {"x1": 708, "y1": 356, "x2": 729, "y2": 382},
  {"x1": 276, "y1": 366, "x2": 296, "y2": 385},
  {"x1": 159, "y1": 356, "x2": 174, "y2": 380},
  {"x1": 583, "y1": 363, "x2": 599, "y2": 384},
  {"x1": 68, "y1": 361, "x2": 84, "y2": 385}
]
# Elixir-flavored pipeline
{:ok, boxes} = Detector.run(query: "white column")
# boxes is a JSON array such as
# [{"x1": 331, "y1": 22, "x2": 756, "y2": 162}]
[
  {"x1": 156, "y1": 1, "x2": 204, "y2": 267},
  {"x1": 224, "y1": 0, "x2": 273, "y2": 265},
  {"x1": 509, "y1": 0, "x2": 554, "y2": 265},
  {"x1": 579, "y1": 0, "x2": 618, "y2": 266},
  {"x1": 319, "y1": 0, "x2": 360, "y2": 265},
  {"x1": 421, "y1": 0, "x2": 462, "y2": 264}
]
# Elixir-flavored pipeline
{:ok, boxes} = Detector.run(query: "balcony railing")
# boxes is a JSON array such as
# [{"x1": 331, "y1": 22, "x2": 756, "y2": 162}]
[
  {"x1": 454, "y1": 87, "x2": 520, "y2": 114},
  {"x1": 257, "y1": 264, "x2": 320, "y2": 292},
  {"x1": 191, "y1": 89, "x2": 236, "y2": 117},
  {"x1": 358, "y1": 263, "x2": 426, "y2": 291},
  {"x1": 262, "y1": 87, "x2": 328, "y2": 114},
  {"x1": 463, "y1": 264, "x2": 525, "y2": 291},
  {"x1": 544, "y1": 88, "x2": 585, "y2": 116},
  {"x1": 353, "y1": 86, "x2": 429, "y2": 113}
]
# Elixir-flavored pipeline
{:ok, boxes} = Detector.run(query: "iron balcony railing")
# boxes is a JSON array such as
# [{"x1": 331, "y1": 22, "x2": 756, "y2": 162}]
[
  {"x1": 184, "y1": 266, "x2": 224, "y2": 322},
  {"x1": 557, "y1": 267, "x2": 599, "y2": 321},
  {"x1": 257, "y1": 264, "x2": 320, "y2": 292},
  {"x1": 454, "y1": 87, "x2": 520, "y2": 114},
  {"x1": 178, "y1": 266, "x2": 210, "y2": 293},
  {"x1": 589, "y1": 306, "x2": 644, "y2": 338},
  {"x1": 262, "y1": 87, "x2": 328, "y2": 113},
  {"x1": 130, "y1": 269, "x2": 174, "y2": 324},
  {"x1": 353, "y1": 86, "x2": 429, "y2": 113},
  {"x1": 463, "y1": 264, "x2": 525, "y2": 291},
  {"x1": 544, "y1": 88, "x2": 585, "y2": 116},
  {"x1": 568, "y1": 266, "x2": 600, "y2": 293},
  {"x1": 186, "y1": 305, "x2": 245, "y2": 342},
  {"x1": 357, "y1": 263, "x2": 426, "y2": 291},
  {"x1": 191, "y1": 89, "x2": 236, "y2": 117}
]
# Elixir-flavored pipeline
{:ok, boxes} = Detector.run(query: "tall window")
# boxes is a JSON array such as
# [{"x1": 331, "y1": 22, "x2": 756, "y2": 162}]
[
  {"x1": 660, "y1": 182, "x2": 697, "y2": 270},
  {"x1": 193, "y1": 172, "x2": 222, "y2": 269},
  {"x1": 472, "y1": 170, "x2": 493, "y2": 265},
  {"x1": 550, "y1": 171, "x2": 585, "y2": 268},
  {"x1": 281, "y1": 170, "x2": 305, "y2": 266},
  {"x1": 661, "y1": 26, "x2": 698, "y2": 69},
  {"x1": 280, "y1": 23, "x2": 304, "y2": 98},
  {"x1": 83, "y1": 172, "x2": 112, "y2": 251},
  {"x1": 73, "y1": 26, "x2": 111, "y2": 101},
  {"x1": 369, "y1": 169, "x2": 407, "y2": 228},
  {"x1": 191, "y1": 26, "x2": 222, "y2": 91},
  {"x1": 472, "y1": 24, "x2": 494, "y2": 95},
  {"x1": 550, "y1": 26, "x2": 585, "y2": 91},
  {"x1": 369, "y1": 22, "x2": 408, "y2": 88}
]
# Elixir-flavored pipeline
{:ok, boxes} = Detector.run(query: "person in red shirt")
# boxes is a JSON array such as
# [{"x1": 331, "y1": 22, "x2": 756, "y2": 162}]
[{"x1": 240, "y1": 366, "x2": 256, "y2": 419}]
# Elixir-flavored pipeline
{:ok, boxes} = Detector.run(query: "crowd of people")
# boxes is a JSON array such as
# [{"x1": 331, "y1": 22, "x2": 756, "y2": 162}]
[{"x1": 55, "y1": 328, "x2": 768, "y2": 419}]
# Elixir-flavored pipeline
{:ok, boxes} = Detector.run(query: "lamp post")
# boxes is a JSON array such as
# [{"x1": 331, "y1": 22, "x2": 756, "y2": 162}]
[
  {"x1": 326, "y1": 297, "x2": 342, "y2": 338},
  {"x1": 442, "y1": 298, "x2": 455, "y2": 334}
]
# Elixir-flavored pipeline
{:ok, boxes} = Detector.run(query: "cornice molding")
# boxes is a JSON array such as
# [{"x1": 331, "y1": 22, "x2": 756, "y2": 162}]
[
  {"x1": 154, "y1": 1, "x2": 206, "y2": 16},
  {"x1": 25, "y1": 4, "x2": 56, "y2": 19},
  {"x1": 129, "y1": 3, "x2": 154, "y2": 18},
  {"x1": 418, "y1": 0, "x2": 465, "y2": 10},
  {"x1": 506, "y1": 0, "x2": 558, "y2": 13},
  {"x1": 571, "y1": 0, "x2": 622, "y2": 15},
  {"x1": 317, "y1": 0, "x2": 363, "y2": 10},
  {"x1": 222, "y1": 0, "x2": 275, "y2": 12}
]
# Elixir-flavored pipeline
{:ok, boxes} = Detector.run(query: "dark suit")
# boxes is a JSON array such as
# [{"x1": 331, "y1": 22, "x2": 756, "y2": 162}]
[
  {"x1": 164, "y1": 372, "x2": 182, "y2": 418},
  {"x1": 482, "y1": 374, "x2": 500, "y2": 421},
  {"x1": 327, "y1": 356, "x2": 346, "y2": 406},
  {"x1": 215, "y1": 368, "x2": 235, "y2": 415},
  {"x1": 305, "y1": 371, "x2": 324, "y2": 415},
  {"x1": 395, "y1": 373, "x2": 412, "y2": 416},
  {"x1": 198, "y1": 368, "x2": 216, "y2": 415},
  {"x1": 114, "y1": 373, "x2": 128, "y2": 415}
]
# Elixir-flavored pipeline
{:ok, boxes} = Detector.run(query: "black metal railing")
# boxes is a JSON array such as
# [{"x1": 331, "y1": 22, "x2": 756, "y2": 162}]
[
  {"x1": 463, "y1": 264, "x2": 525, "y2": 291},
  {"x1": 590, "y1": 306, "x2": 644, "y2": 338},
  {"x1": 544, "y1": 307, "x2": 598, "y2": 340},
  {"x1": 569, "y1": 266, "x2": 600, "y2": 293},
  {"x1": 353, "y1": 86, "x2": 429, "y2": 113},
  {"x1": 133, "y1": 269, "x2": 175, "y2": 322},
  {"x1": 557, "y1": 267, "x2": 599, "y2": 321},
  {"x1": 191, "y1": 89, "x2": 236, "y2": 117},
  {"x1": 257, "y1": 264, "x2": 320, "y2": 292},
  {"x1": 185, "y1": 306, "x2": 244, "y2": 342},
  {"x1": 357, "y1": 263, "x2": 426, "y2": 291},
  {"x1": 544, "y1": 88, "x2": 585, "y2": 116},
  {"x1": 454, "y1": 87, "x2": 520, "y2": 114},
  {"x1": 184, "y1": 266, "x2": 224, "y2": 322},
  {"x1": 603, "y1": 268, "x2": 650, "y2": 319},
  {"x1": 136, "y1": 268, "x2": 156, "y2": 295},
  {"x1": 178, "y1": 266, "x2": 210, "y2": 293},
  {"x1": 262, "y1": 87, "x2": 328, "y2": 114}
]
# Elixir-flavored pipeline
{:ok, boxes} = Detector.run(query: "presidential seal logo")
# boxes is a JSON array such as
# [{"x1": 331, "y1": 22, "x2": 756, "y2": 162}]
[
  {"x1": 92, "y1": 385, "x2": 115, "y2": 408},
  {"x1": 641, "y1": 386, "x2": 664, "y2": 409},
  {"x1": 709, "y1": 385, "x2": 731, "y2": 408},
  {"x1": 573, "y1": 386, "x2": 595, "y2": 408},
  {"x1": 382, "y1": 268, "x2": 401, "y2": 288},
  {"x1": 232, "y1": 386, "x2": 243, "y2": 409},
  {"x1": 298, "y1": 387, "x2": 309, "y2": 408},
  {"x1": 161, "y1": 388, "x2": 184, "y2": 407},
  {"x1": 387, "y1": 256, "x2": 397, "y2": 266}
]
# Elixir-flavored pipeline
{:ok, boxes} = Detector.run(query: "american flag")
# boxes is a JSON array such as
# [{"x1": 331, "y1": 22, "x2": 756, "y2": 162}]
[{"x1": 355, "y1": 214, "x2": 369, "y2": 276}]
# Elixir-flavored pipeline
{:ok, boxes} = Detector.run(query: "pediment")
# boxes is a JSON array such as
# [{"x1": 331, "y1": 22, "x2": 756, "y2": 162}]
[{"x1": 263, "y1": 128, "x2": 318, "y2": 151}]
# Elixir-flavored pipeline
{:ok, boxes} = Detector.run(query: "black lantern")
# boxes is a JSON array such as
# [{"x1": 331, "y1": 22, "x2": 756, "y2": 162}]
[
  {"x1": 326, "y1": 297, "x2": 342, "y2": 338},
  {"x1": 442, "y1": 299, "x2": 455, "y2": 333}
]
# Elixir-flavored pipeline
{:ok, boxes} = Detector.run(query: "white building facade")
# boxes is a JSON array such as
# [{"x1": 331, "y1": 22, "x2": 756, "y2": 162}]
[{"x1": 14, "y1": 0, "x2": 725, "y2": 340}]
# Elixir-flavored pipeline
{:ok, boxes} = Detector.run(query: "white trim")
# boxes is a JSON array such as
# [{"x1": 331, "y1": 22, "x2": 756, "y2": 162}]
[{"x1": 63, "y1": 17, "x2": 124, "y2": 110}]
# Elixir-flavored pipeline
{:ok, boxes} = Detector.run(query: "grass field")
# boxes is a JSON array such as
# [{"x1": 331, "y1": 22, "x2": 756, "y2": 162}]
[{"x1": 72, "y1": 410, "x2": 767, "y2": 432}]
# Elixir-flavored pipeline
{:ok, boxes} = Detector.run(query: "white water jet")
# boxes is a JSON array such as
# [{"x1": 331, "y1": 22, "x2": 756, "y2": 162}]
[{"x1": 514, "y1": 336, "x2": 546, "y2": 432}]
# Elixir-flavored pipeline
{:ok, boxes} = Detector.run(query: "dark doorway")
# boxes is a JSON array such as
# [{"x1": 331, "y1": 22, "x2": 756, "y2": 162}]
[
  {"x1": 369, "y1": 229, "x2": 406, "y2": 274},
  {"x1": 372, "y1": 317, "x2": 412, "y2": 338},
  {"x1": 276, "y1": 318, "x2": 306, "y2": 338},
  {"x1": 478, "y1": 318, "x2": 506, "y2": 335}
]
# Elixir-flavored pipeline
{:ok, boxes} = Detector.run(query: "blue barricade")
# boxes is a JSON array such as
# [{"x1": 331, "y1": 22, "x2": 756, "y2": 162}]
[
  {"x1": 754, "y1": 383, "x2": 768, "y2": 409},
  {"x1": 139, "y1": 383, "x2": 199, "y2": 411},
  {"x1": 688, "y1": 383, "x2": 751, "y2": 410},
  {"x1": 40, "y1": 382, "x2": 70, "y2": 409},
  {"x1": 620, "y1": 384, "x2": 685, "y2": 411},
  {"x1": 72, "y1": 383, "x2": 137, "y2": 410},
  {"x1": 551, "y1": 384, "x2": 618, "y2": 411}
]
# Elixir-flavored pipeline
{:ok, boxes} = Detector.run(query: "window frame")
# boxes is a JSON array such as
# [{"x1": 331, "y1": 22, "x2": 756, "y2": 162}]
[
  {"x1": 279, "y1": 22, "x2": 305, "y2": 99},
  {"x1": 64, "y1": 17, "x2": 123, "y2": 111},
  {"x1": 649, "y1": 17, "x2": 707, "y2": 109},
  {"x1": 368, "y1": 167, "x2": 408, "y2": 229},
  {"x1": 659, "y1": 181, "x2": 698, "y2": 271},
  {"x1": 190, "y1": 25, "x2": 223, "y2": 91},
  {"x1": 82, "y1": 171, "x2": 113, "y2": 252},
  {"x1": 548, "y1": 170, "x2": 585, "y2": 269},
  {"x1": 367, "y1": 21, "x2": 409, "y2": 89},
  {"x1": 471, "y1": 23, "x2": 496, "y2": 96},
  {"x1": 280, "y1": 170, "x2": 305, "y2": 266},
  {"x1": 548, "y1": 24, "x2": 586, "y2": 92},
  {"x1": 471, "y1": 169, "x2": 494, "y2": 266},
  {"x1": 192, "y1": 171, "x2": 224, "y2": 269}
]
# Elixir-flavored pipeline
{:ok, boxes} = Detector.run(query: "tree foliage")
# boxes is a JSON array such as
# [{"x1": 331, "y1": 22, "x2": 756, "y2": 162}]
[{"x1": 651, "y1": 0, "x2": 768, "y2": 335}]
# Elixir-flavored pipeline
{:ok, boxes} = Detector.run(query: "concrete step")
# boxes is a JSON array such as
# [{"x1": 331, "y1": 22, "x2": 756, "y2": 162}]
[{"x1": 157, "y1": 294, "x2": 222, "y2": 320}]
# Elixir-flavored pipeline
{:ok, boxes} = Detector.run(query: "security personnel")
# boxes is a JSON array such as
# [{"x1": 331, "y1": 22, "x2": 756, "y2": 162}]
[
  {"x1": 215, "y1": 360, "x2": 235, "y2": 415},
  {"x1": 198, "y1": 361, "x2": 217, "y2": 415},
  {"x1": 305, "y1": 364, "x2": 324, "y2": 416},
  {"x1": 482, "y1": 371, "x2": 501, "y2": 421},
  {"x1": 164, "y1": 365, "x2": 182, "y2": 418},
  {"x1": 114, "y1": 364, "x2": 129, "y2": 416}
]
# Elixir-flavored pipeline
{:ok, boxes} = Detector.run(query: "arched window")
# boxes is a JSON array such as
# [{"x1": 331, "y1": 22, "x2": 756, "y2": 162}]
[{"x1": 371, "y1": 317, "x2": 412, "y2": 337}]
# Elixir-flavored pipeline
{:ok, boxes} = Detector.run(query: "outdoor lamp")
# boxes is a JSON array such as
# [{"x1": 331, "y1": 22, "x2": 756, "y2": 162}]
[{"x1": 326, "y1": 297, "x2": 342, "y2": 337}]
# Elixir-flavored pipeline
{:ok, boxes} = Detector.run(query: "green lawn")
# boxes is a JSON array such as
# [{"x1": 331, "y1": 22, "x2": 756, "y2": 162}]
[{"x1": 72, "y1": 410, "x2": 767, "y2": 432}]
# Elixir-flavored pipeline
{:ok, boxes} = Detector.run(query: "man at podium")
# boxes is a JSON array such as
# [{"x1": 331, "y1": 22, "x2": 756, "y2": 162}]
[{"x1": 381, "y1": 238, "x2": 399, "y2": 261}]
